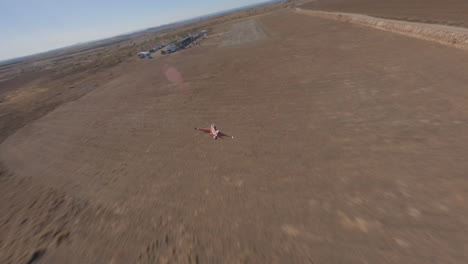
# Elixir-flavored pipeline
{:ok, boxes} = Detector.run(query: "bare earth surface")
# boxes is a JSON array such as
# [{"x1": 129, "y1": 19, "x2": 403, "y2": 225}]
[
  {"x1": 294, "y1": 8, "x2": 468, "y2": 51},
  {"x1": 301, "y1": 0, "x2": 468, "y2": 27},
  {"x1": 2, "y1": 9, "x2": 468, "y2": 263},
  {"x1": 220, "y1": 19, "x2": 268, "y2": 46}
]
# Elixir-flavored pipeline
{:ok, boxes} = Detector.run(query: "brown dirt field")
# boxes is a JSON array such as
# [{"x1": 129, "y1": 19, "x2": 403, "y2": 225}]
[
  {"x1": 2, "y1": 9, "x2": 468, "y2": 263},
  {"x1": 0, "y1": 69, "x2": 114, "y2": 148},
  {"x1": 294, "y1": 8, "x2": 468, "y2": 51},
  {"x1": 301, "y1": 0, "x2": 468, "y2": 28},
  {"x1": 220, "y1": 19, "x2": 268, "y2": 46}
]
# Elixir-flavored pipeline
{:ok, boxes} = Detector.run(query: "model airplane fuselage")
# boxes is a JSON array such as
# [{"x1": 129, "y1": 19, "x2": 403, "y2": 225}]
[{"x1": 195, "y1": 123, "x2": 234, "y2": 140}]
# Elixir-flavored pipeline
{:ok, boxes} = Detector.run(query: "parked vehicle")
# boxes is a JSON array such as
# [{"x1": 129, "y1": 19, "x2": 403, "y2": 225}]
[
  {"x1": 162, "y1": 45, "x2": 177, "y2": 54},
  {"x1": 149, "y1": 43, "x2": 168, "y2": 53},
  {"x1": 137, "y1": 51, "x2": 152, "y2": 59}
]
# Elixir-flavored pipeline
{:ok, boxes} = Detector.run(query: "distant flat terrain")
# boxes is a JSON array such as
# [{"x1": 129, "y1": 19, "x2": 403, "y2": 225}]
[{"x1": 301, "y1": 0, "x2": 468, "y2": 27}]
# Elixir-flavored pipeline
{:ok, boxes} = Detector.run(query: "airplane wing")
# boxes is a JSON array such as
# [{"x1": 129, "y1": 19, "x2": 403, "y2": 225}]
[
  {"x1": 219, "y1": 131, "x2": 234, "y2": 139},
  {"x1": 195, "y1": 128, "x2": 210, "y2": 134}
]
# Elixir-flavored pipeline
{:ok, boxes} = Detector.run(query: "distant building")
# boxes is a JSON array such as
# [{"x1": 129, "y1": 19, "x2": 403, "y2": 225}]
[{"x1": 179, "y1": 36, "x2": 194, "y2": 48}]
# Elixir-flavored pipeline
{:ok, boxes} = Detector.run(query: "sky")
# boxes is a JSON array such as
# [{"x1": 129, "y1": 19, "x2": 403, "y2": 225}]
[{"x1": 0, "y1": 0, "x2": 272, "y2": 61}]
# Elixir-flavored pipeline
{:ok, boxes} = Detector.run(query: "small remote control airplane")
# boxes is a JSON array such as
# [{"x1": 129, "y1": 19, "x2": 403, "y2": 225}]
[{"x1": 195, "y1": 123, "x2": 234, "y2": 140}]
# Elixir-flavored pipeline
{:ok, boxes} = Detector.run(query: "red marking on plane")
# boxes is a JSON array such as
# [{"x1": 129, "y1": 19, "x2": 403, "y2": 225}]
[{"x1": 195, "y1": 123, "x2": 234, "y2": 140}]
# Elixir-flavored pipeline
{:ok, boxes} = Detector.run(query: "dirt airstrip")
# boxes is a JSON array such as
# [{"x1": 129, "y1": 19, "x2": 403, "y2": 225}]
[
  {"x1": 2, "y1": 7, "x2": 468, "y2": 264},
  {"x1": 220, "y1": 19, "x2": 268, "y2": 46}
]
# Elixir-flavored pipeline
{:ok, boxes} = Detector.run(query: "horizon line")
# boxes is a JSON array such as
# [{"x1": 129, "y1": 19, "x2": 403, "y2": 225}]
[{"x1": 0, "y1": 0, "x2": 284, "y2": 64}]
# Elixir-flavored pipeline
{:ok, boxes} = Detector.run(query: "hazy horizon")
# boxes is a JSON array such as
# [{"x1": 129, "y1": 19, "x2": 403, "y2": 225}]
[{"x1": 0, "y1": 0, "x2": 279, "y2": 62}]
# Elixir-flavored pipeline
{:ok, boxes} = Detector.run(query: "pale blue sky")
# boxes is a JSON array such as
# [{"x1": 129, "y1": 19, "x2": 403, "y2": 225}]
[{"x1": 0, "y1": 0, "x2": 273, "y2": 61}]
